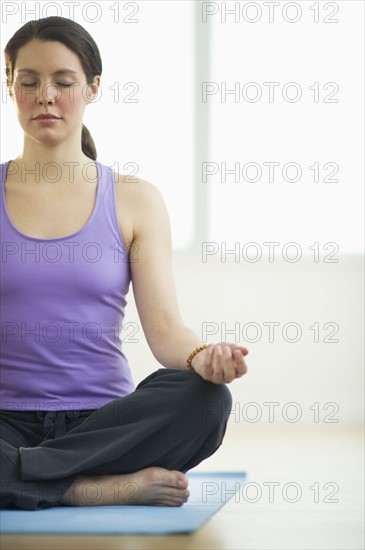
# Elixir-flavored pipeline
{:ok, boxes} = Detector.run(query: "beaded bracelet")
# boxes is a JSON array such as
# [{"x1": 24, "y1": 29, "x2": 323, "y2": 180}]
[{"x1": 186, "y1": 344, "x2": 208, "y2": 370}]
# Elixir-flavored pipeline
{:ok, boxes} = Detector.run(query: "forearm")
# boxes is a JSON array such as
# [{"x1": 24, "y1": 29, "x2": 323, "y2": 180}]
[
  {"x1": 149, "y1": 322, "x2": 204, "y2": 370},
  {"x1": 146, "y1": 322, "x2": 249, "y2": 384}
]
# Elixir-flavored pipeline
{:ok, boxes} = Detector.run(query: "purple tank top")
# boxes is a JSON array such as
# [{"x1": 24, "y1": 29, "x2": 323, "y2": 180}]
[{"x1": 0, "y1": 160, "x2": 135, "y2": 411}]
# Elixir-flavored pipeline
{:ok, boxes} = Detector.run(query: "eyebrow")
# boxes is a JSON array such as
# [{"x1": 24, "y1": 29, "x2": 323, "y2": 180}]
[{"x1": 16, "y1": 69, "x2": 78, "y2": 76}]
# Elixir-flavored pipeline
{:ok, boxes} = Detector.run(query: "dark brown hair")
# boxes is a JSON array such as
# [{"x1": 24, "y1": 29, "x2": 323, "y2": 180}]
[{"x1": 4, "y1": 16, "x2": 102, "y2": 160}]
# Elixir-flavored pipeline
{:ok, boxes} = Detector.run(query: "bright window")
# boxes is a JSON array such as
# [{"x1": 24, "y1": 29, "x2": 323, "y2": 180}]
[{"x1": 208, "y1": 1, "x2": 364, "y2": 255}]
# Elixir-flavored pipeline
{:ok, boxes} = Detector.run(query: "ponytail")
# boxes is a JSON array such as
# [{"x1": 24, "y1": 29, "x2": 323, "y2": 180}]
[{"x1": 82, "y1": 124, "x2": 97, "y2": 161}]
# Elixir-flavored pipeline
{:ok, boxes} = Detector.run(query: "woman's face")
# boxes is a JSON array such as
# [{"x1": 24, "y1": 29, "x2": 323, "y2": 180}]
[{"x1": 10, "y1": 39, "x2": 100, "y2": 147}]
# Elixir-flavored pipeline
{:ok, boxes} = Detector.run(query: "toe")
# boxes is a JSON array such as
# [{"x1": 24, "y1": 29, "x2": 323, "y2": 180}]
[{"x1": 171, "y1": 470, "x2": 189, "y2": 489}]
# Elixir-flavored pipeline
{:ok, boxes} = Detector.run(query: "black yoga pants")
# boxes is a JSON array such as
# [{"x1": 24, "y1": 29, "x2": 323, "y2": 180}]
[{"x1": 0, "y1": 367, "x2": 232, "y2": 510}]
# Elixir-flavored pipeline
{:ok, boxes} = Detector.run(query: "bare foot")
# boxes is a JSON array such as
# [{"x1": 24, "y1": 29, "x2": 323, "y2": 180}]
[{"x1": 59, "y1": 466, "x2": 190, "y2": 507}]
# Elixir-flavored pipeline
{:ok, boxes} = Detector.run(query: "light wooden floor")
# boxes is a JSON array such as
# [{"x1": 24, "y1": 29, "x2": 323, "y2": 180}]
[{"x1": 1, "y1": 425, "x2": 363, "y2": 550}]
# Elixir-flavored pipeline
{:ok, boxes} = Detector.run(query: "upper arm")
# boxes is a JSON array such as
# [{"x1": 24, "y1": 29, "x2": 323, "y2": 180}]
[{"x1": 116, "y1": 175, "x2": 184, "y2": 352}]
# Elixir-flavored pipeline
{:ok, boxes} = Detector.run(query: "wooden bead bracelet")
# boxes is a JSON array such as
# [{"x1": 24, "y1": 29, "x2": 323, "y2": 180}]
[{"x1": 186, "y1": 344, "x2": 208, "y2": 370}]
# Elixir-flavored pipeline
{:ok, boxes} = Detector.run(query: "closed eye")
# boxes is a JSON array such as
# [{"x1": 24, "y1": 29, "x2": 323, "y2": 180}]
[{"x1": 20, "y1": 83, "x2": 74, "y2": 88}]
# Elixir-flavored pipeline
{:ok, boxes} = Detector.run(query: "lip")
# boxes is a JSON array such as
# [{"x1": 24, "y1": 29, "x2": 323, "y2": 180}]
[{"x1": 33, "y1": 114, "x2": 61, "y2": 120}]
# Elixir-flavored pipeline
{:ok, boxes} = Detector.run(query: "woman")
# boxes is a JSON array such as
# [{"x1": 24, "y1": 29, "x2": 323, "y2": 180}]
[{"x1": 0, "y1": 16, "x2": 249, "y2": 510}]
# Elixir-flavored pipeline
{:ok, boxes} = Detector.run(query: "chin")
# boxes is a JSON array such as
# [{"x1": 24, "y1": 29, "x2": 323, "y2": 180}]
[{"x1": 24, "y1": 130, "x2": 67, "y2": 146}]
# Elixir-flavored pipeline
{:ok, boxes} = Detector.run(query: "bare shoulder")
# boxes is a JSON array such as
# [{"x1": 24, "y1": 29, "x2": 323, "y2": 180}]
[
  {"x1": 114, "y1": 172, "x2": 164, "y2": 205},
  {"x1": 114, "y1": 173, "x2": 168, "y2": 245}
]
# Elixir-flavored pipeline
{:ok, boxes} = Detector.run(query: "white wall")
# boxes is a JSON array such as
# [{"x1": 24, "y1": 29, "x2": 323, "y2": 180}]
[{"x1": 124, "y1": 253, "x2": 364, "y2": 430}]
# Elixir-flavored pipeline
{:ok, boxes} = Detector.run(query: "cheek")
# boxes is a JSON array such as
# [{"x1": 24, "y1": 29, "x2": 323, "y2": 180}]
[
  {"x1": 14, "y1": 89, "x2": 37, "y2": 113},
  {"x1": 13, "y1": 85, "x2": 87, "y2": 115},
  {"x1": 57, "y1": 86, "x2": 87, "y2": 114}
]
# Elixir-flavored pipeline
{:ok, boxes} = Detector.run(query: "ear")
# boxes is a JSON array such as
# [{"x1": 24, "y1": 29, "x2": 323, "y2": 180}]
[
  {"x1": 7, "y1": 80, "x2": 15, "y2": 102},
  {"x1": 85, "y1": 75, "x2": 101, "y2": 104}
]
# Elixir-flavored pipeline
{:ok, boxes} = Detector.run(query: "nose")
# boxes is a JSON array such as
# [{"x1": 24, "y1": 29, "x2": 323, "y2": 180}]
[{"x1": 37, "y1": 82, "x2": 60, "y2": 105}]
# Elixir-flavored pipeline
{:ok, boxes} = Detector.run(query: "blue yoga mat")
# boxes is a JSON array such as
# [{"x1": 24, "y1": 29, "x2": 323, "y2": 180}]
[{"x1": 0, "y1": 471, "x2": 246, "y2": 535}]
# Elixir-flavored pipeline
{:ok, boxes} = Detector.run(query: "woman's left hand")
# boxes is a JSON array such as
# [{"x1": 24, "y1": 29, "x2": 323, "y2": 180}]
[{"x1": 190, "y1": 343, "x2": 249, "y2": 384}]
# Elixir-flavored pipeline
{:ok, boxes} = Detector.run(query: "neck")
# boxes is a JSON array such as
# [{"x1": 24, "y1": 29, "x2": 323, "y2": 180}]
[{"x1": 11, "y1": 139, "x2": 96, "y2": 185}]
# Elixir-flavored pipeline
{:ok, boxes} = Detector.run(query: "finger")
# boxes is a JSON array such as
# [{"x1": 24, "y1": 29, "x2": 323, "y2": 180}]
[
  {"x1": 231, "y1": 344, "x2": 249, "y2": 356},
  {"x1": 221, "y1": 345, "x2": 236, "y2": 383},
  {"x1": 233, "y1": 349, "x2": 248, "y2": 376},
  {"x1": 211, "y1": 344, "x2": 224, "y2": 384},
  {"x1": 200, "y1": 344, "x2": 214, "y2": 380},
  {"x1": 219, "y1": 342, "x2": 249, "y2": 356}
]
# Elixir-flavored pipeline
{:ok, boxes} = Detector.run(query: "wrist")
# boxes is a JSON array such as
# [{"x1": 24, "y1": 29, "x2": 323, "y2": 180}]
[{"x1": 186, "y1": 344, "x2": 208, "y2": 370}]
